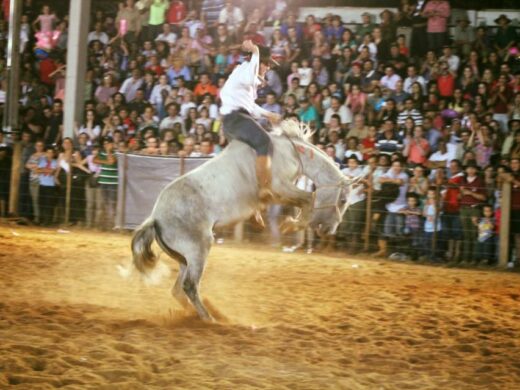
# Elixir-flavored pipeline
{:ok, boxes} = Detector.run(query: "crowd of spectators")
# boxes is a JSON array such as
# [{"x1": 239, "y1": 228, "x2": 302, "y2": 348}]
[{"x1": 1, "y1": 0, "x2": 520, "y2": 267}]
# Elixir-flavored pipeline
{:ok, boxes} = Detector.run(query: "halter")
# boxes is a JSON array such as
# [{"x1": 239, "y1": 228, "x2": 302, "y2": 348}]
[
  {"x1": 285, "y1": 134, "x2": 348, "y2": 216},
  {"x1": 311, "y1": 182, "x2": 348, "y2": 218}
]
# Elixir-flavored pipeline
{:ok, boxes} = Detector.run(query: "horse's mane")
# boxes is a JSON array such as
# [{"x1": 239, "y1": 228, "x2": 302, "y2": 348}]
[{"x1": 272, "y1": 120, "x2": 314, "y2": 143}]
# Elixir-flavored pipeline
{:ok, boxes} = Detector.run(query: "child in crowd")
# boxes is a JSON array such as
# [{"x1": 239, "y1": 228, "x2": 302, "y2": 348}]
[
  {"x1": 472, "y1": 204, "x2": 496, "y2": 265},
  {"x1": 423, "y1": 188, "x2": 442, "y2": 261},
  {"x1": 297, "y1": 58, "x2": 312, "y2": 87},
  {"x1": 399, "y1": 193, "x2": 423, "y2": 260}
]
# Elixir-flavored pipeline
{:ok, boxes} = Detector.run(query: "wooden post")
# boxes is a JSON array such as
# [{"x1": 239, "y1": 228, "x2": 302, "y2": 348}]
[
  {"x1": 179, "y1": 156, "x2": 185, "y2": 176},
  {"x1": 8, "y1": 142, "x2": 22, "y2": 216},
  {"x1": 363, "y1": 175, "x2": 373, "y2": 251},
  {"x1": 119, "y1": 152, "x2": 128, "y2": 229},
  {"x1": 498, "y1": 177, "x2": 512, "y2": 268},
  {"x1": 64, "y1": 170, "x2": 71, "y2": 225}
]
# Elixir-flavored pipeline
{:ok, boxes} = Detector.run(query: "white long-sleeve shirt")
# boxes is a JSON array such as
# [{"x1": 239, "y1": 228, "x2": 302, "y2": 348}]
[{"x1": 219, "y1": 52, "x2": 270, "y2": 119}]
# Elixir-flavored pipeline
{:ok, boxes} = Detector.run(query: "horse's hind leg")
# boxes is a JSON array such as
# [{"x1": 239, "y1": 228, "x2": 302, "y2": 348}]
[
  {"x1": 183, "y1": 254, "x2": 213, "y2": 321},
  {"x1": 171, "y1": 264, "x2": 190, "y2": 309}
]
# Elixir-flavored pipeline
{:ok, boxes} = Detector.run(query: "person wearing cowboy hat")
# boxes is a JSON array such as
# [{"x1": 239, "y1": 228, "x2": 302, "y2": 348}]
[
  {"x1": 494, "y1": 14, "x2": 518, "y2": 58},
  {"x1": 220, "y1": 40, "x2": 281, "y2": 202},
  {"x1": 453, "y1": 15, "x2": 474, "y2": 57}
]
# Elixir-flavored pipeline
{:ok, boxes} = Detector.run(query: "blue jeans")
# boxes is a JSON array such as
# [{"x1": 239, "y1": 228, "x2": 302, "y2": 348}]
[{"x1": 383, "y1": 212, "x2": 404, "y2": 238}]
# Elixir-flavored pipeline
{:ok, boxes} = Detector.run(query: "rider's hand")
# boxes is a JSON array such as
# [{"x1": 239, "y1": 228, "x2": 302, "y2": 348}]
[
  {"x1": 267, "y1": 112, "x2": 282, "y2": 124},
  {"x1": 242, "y1": 39, "x2": 256, "y2": 52}
]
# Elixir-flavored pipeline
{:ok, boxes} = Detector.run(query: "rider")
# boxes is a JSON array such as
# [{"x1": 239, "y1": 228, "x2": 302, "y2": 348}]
[{"x1": 220, "y1": 40, "x2": 282, "y2": 202}]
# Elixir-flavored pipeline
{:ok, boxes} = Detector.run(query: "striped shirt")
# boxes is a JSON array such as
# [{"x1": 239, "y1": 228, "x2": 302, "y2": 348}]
[
  {"x1": 98, "y1": 151, "x2": 118, "y2": 186},
  {"x1": 397, "y1": 109, "x2": 423, "y2": 126}
]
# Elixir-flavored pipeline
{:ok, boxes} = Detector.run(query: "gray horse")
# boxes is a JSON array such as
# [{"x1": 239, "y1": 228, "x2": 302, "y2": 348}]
[{"x1": 131, "y1": 121, "x2": 357, "y2": 321}]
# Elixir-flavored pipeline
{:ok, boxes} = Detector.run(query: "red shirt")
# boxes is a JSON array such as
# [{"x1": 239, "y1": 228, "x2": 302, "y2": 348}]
[
  {"x1": 361, "y1": 137, "x2": 376, "y2": 161},
  {"x1": 444, "y1": 172, "x2": 464, "y2": 213},
  {"x1": 167, "y1": 1, "x2": 187, "y2": 24},
  {"x1": 39, "y1": 58, "x2": 57, "y2": 85},
  {"x1": 437, "y1": 73, "x2": 454, "y2": 97},
  {"x1": 459, "y1": 176, "x2": 486, "y2": 208},
  {"x1": 193, "y1": 82, "x2": 217, "y2": 99}
]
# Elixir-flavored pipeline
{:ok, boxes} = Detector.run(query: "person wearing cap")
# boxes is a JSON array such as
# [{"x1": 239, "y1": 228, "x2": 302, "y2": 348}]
[
  {"x1": 297, "y1": 96, "x2": 320, "y2": 129},
  {"x1": 356, "y1": 12, "x2": 375, "y2": 40},
  {"x1": 453, "y1": 15, "x2": 474, "y2": 57},
  {"x1": 421, "y1": 0, "x2": 450, "y2": 53},
  {"x1": 458, "y1": 160, "x2": 486, "y2": 262},
  {"x1": 493, "y1": 14, "x2": 518, "y2": 58},
  {"x1": 220, "y1": 40, "x2": 282, "y2": 202}
]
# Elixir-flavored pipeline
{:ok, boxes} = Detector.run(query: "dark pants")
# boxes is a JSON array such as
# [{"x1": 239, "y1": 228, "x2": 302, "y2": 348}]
[
  {"x1": 460, "y1": 206, "x2": 480, "y2": 261},
  {"x1": 338, "y1": 200, "x2": 366, "y2": 249},
  {"x1": 223, "y1": 110, "x2": 272, "y2": 156},
  {"x1": 100, "y1": 184, "x2": 118, "y2": 228},
  {"x1": 477, "y1": 237, "x2": 495, "y2": 262},
  {"x1": 39, "y1": 185, "x2": 57, "y2": 226},
  {"x1": 427, "y1": 32, "x2": 446, "y2": 54}
]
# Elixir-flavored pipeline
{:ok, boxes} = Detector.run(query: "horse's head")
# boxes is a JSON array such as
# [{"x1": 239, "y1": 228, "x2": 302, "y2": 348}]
[{"x1": 309, "y1": 175, "x2": 363, "y2": 236}]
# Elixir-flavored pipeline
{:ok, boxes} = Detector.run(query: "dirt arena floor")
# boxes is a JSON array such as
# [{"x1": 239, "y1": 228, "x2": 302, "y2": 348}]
[{"x1": 1, "y1": 225, "x2": 520, "y2": 389}]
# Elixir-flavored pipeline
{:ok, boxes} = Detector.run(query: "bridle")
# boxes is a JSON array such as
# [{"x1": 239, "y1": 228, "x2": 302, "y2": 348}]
[{"x1": 311, "y1": 182, "x2": 349, "y2": 218}]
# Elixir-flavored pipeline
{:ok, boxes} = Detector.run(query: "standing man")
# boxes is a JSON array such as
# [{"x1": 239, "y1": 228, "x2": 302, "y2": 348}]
[
  {"x1": 421, "y1": 0, "x2": 450, "y2": 54},
  {"x1": 220, "y1": 40, "x2": 281, "y2": 202},
  {"x1": 94, "y1": 136, "x2": 118, "y2": 229}
]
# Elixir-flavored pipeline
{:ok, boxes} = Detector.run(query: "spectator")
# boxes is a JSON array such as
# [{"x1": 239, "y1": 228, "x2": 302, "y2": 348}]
[
  {"x1": 472, "y1": 204, "x2": 496, "y2": 265},
  {"x1": 421, "y1": 0, "x2": 450, "y2": 53},
  {"x1": 94, "y1": 136, "x2": 118, "y2": 229},
  {"x1": 493, "y1": 14, "x2": 518, "y2": 59},
  {"x1": 380, "y1": 65, "x2": 402, "y2": 91},
  {"x1": 399, "y1": 193, "x2": 423, "y2": 260},
  {"x1": 119, "y1": 68, "x2": 144, "y2": 103},
  {"x1": 25, "y1": 140, "x2": 45, "y2": 224},
  {"x1": 88, "y1": 21, "x2": 109, "y2": 46},
  {"x1": 218, "y1": 1, "x2": 244, "y2": 37},
  {"x1": 459, "y1": 161, "x2": 487, "y2": 262},
  {"x1": 376, "y1": 119, "x2": 403, "y2": 155},
  {"x1": 155, "y1": 23, "x2": 177, "y2": 46},
  {"x1": 323, "y1": 96, "x2": 351, "y2": 131},
  {"x1": 376, "y1": 159, "x2": 409, "y2": 257},
  {"x1": 403, "y1": 125, "x2": 430, "y2": 166},
  {"x1": 116, "y1": 0, "x2": 142, "y2": 44},
  {"x1": 339, "y1": 155, "x2": 366, "y2": 252},
  {"x1": 422, "y1": 187, "x2": 442, "y2": 261},
  {"x1": 36, "y1": 146, "x2": 58, "y2": 226},
  {"x1": 453, "y1": 16, "x2": 474, "y2": 58}
]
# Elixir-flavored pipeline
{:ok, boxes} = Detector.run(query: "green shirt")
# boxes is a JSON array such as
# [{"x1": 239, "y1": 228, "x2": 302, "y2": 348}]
[
  {"x1": 149, "y1": 1, "x2": 168, "y2": 25},
  {"x1": 98, "y1": 151, "x2": 118, "y2": 185}
]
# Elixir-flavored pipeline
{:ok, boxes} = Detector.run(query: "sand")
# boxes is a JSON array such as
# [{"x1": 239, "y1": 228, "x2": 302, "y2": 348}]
[{"x1": 0, "y1": 225, "x2": 519, "y2": 389}]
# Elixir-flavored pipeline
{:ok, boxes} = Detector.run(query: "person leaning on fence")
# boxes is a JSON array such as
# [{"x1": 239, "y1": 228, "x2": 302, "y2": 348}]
[
  {"x1": 399, "y1": 192, "x2": 422, "y2": 260},
  {"x1": 442, "y1": 159, "x2": 464, "y2": 263},
  {"x1": 422, "y1": 187, "x2": 442, "y2": 262},
  {"x1": 458, "y1": 160, "x2": 486, "y2": 263},
  {"x1": 338, "y1": 155, "x2": 366, "y2": 252},
  {"x1": 472, "y1": 204, "x2": 496, "y2": 266},
  {"x1": 93, "y1": 136, "x2": 118, "y2": 230},
  {"x1": 36, "y1": 147, "x2": 58, "y2": 226},
  {"x1": 374, "y1": 158, "x2": 409, "y2": 257}
]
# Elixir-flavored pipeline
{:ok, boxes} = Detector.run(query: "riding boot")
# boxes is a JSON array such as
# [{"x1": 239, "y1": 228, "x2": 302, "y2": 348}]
[
  {"x1": 373, "y1": 239, "x2": 387, "y2": 257},
  {"x1": 256, "y1": 155, "x2": 274, "y2": 202}
]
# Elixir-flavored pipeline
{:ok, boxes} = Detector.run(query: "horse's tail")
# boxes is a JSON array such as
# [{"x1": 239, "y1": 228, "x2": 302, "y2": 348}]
[
  {"x1": 131, "y1": 217, "x2": 159, "y2": 274},
  {"x1": 127, "y1": 217, "x2": 171, "y2": 285}
]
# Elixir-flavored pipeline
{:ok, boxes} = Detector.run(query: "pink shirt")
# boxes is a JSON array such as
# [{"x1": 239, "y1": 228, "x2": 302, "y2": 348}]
[{"x1": 423, "y1": 1, "x2": 450, "y2": 33}]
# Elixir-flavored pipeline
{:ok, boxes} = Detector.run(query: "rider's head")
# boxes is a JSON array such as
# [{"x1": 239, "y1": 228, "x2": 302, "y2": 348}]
[{"x1": 258, "y1": 46, "x2": 278, "y2": 77}]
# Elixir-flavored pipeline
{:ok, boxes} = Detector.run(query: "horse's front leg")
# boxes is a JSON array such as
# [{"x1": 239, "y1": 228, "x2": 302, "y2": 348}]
[{"x1": 274, "y1": 185, "x2": 313, "y2": 233}]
